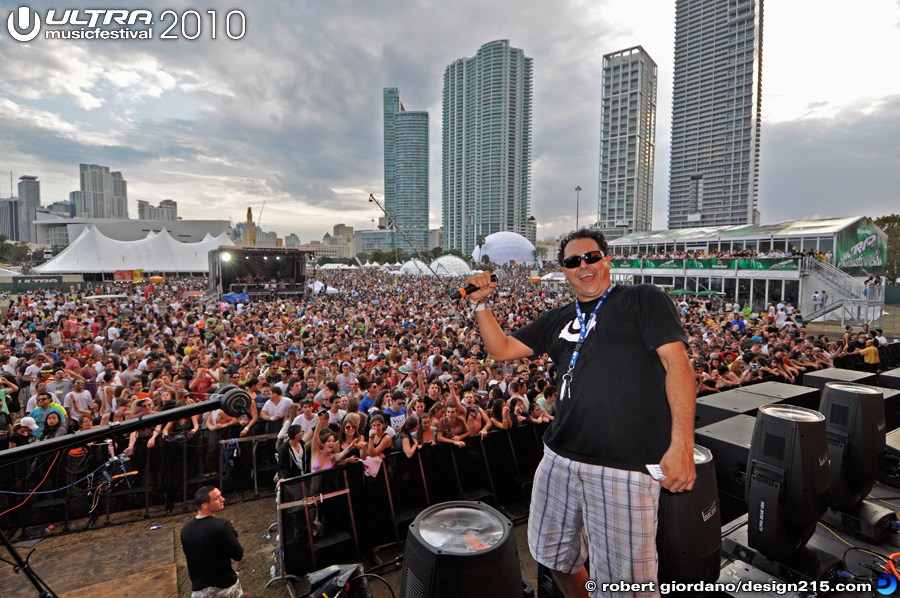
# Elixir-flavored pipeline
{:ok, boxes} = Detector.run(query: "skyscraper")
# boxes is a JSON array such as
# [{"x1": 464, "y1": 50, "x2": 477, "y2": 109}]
[
  {"x1": 17, "y1": 175, "x2": 40, "y2": 242},
  {"x1": 667, "y1": 0, "x2": 763, "y2": 228},
  {"x1": 137, "y1": 199, "x2": 178, "y2": 220},
  {"x1": 597, "y1": 46, "x2": 657, "y2": 240},
  {"x1": 383, "y1": 88, "x2": 429, "y2": 252},
  {"x1": 442, "y1": 40, "x2": 533, "y2": 255},
  {"x1": 79, "y1": 164, "x2": 129, "y2": 218}
]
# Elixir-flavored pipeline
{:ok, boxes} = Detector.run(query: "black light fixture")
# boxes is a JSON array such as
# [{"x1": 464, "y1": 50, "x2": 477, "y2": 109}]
[
  {"x1": 819, "y1": 382, "x2": 886, "y2": 508},
  {"x1": 722, "y1": 405, "x2": 840, "y2": 586},
  {"x1": 400, "y1": 501, "x2": 524, "y2": 598},
  {"x1": 818, "y1": 382, "x2": 895, "y2": 542},
  {"x1": 657, "y1": 446, "x2": 721, "y2": 583},
  {"x1": 745, "y1": 404, "x2": 829, "y2": 560}
]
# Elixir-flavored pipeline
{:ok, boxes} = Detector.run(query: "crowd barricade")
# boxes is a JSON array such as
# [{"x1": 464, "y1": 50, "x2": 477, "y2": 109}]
[
  {"x1": 278, "y1": 464, "x2": 363, "y2": 574},
  {"x1": 2, "y1": 422, "x2": 551, "y2": 555}
]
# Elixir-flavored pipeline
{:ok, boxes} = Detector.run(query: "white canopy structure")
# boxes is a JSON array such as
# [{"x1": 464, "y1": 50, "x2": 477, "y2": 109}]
[
  {"x1": 471, "y1": 231, "x2": 535, "y2": 264},
  {"x1": 399, "y1": 259, "x2": 431, "y2": 276},
  {"x1": 34, "y1": 226, "x2": 233, "y2": 274},
  {"x1": 431, "y1": 255, "x2": 472, "y2": 277}
]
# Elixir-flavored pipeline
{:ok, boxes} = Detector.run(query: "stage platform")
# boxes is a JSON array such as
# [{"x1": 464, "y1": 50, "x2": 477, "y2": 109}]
[{"x1": 0, "y1": 529, "x2": 177, "y2": 598}]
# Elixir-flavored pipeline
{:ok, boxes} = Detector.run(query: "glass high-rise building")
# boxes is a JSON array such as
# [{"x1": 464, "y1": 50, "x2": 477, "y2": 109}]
[
  {"x1": 383, "y1": 88, "x2": 429, "y2": 252},
  {"x1": 442, "y1": 40, "x2": 533, "y2": 255},
  {"x1": 18, "y1": 175, "x2": 40, "y2": 243},
  {"x1": 597, "y1": 46, "x2": 657, "y2": 241},
  {"x1": 79, "y1": 164, "x2": 128, "y2": 219},
  {"x1": 667, "y1": 0, "x2": 764, "y2": 229}
]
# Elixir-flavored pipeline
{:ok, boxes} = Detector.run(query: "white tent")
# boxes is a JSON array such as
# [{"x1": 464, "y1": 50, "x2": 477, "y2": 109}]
[
  {"x1": 34, "y1": 226, "x2": 233, "y2": 274},
  {"x1": 471, "y1": 231, "x2": 535, "y2": 264},
  {"x1": 399, "y1": 259, "x2": 431, "y2": 276},
  {"x1": 431, "y1": 255, "x2": 472, "y2": 277}
]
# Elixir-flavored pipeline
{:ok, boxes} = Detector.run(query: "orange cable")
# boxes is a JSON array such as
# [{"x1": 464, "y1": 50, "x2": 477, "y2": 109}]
[{"x1": 0, "y1": 451, "x2": 61, "y2": 518}]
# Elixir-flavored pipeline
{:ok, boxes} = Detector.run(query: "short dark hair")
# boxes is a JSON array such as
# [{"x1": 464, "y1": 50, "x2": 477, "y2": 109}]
[
  {"x1": 287, "y1": 424, "x2": 303, "y2": 440},
  {"x1": 194, "y1": 485, "x2": 217, "y2": 509},
  {"x1": 558, "y1": 228, "x2": 608, "y2": 266}
]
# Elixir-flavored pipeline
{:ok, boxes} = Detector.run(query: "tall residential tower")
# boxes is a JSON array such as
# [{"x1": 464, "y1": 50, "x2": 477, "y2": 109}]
[
  {"x1": 383, "y1": 88, "x2": 429, "y2": 252},
  {"x1": 442, "y1": 40, "x2": 533, "y2": 255},
  {"x1": 667, "y1": 0, "x2": 764, "y2": 228},
  {"x1": 597, "y1": 46, "x2": 657, "y2": 240},
  {"x1": 17, "y1": 175, "x2": 40, "y2": 242},
  {"x1": 79, "y1": 164, "x2": 129, "y2": 219}
]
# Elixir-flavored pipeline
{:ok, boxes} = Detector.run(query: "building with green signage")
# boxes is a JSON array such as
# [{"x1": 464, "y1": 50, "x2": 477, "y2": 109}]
[{"x1": 604, "y1": 216, "x2": 888, "y2": 324}]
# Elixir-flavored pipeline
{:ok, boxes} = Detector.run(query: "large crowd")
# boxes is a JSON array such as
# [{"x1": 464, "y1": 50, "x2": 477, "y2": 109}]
[{"x1": 0, "y1": 267, "x2": 890, "y2": 477}]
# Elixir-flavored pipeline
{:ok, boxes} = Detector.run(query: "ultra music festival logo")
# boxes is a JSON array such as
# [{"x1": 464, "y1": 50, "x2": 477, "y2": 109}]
[{"x1": 6, "y1": 6, "x2": 246, "y2": 42}]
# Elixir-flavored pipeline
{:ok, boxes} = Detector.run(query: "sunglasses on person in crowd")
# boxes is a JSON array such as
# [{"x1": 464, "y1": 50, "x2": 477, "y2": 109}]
[{"x1": 562, "y1": 250, "x2": 605, "y2": 269}]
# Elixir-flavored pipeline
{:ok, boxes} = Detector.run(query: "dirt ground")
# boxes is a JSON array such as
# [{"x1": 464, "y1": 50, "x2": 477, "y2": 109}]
[{"x1": 12, "y1": 493, "x2": 537, "y2": 598}]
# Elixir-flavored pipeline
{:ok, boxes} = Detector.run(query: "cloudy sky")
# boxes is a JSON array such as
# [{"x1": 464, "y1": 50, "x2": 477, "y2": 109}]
[{"x1": 2, "y1": 0, "x2": 899, "y2": 244}]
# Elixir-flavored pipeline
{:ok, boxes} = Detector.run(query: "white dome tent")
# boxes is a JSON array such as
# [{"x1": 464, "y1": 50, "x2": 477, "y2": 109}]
[
  {"x1": 430, "y1": 255, "x2": 472, "y2": 277},
  {"x1": 471, "y1": 231, "x2": 535, "y2": 265},
  {"x1": 399, "y1": 259, "x2": 431, "y2": 276}
]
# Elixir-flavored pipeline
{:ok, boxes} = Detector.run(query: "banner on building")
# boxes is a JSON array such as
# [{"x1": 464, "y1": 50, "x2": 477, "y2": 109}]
[
  {"x1": 835, "y1": 217, "x2": 888, "y2": 277},
  {"x1": 735, "y1": 258, "x2": 800, "y2": 271},
  {"x1": 114, "y1": 270, "x2": 144, "y2": 281}
]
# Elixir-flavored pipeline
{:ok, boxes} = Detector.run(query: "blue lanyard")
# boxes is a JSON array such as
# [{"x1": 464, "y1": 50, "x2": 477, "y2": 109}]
[{"x1": 567, "y1": 284, "x2": 615, "y2": 373}]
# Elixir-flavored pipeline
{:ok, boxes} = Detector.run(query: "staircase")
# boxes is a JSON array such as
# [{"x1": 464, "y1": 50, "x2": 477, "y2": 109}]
[{"x1": 800, "y1": 258, "x2": 884, "y2": 325}]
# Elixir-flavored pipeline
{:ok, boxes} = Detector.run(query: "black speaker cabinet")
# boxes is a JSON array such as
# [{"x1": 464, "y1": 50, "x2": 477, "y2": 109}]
[
  {"x1": 881, "y1": 368, "x2": 900, "y2": 391},
  {"x1": 740, "y1": 381, "x2": 821, "y2": 410},
  {"x1": 694, "y1": 415, "x2": 755, "y2": 502},
  {"x1": 695, "y1": 389, "x2": 781, "y2": 428},
  {"x1": 881, "y1": 388, "x2": 900, "y2": 432},
  {"x1": 803, "y1": 369, "x2": 877, "y2": 393},
  {"x1": 880, "y1": 427, "x2": 900, "y2": 488}
]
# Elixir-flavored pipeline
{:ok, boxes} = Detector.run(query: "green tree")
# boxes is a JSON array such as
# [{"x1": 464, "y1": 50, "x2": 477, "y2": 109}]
[
  {"x1": 0, "y1": 234, "x2": 8, "y2": 262},
  {"x1": 475, "y1": 235, "x2": 486, "y2": 250},
  {"x1": 874, "y1": 214, "x2": 900, "y2": 282},
  {"x1": 481, "y1": 254, "x2": 491, "y2": 265},
  {"x1": 534, "y1": 246, "x2": 549, "y2": 262}
]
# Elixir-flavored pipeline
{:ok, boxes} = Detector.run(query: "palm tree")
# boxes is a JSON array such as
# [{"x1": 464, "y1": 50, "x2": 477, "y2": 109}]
[{"x1": 0, "y1": 234, "x2": 8, "y2": 262}]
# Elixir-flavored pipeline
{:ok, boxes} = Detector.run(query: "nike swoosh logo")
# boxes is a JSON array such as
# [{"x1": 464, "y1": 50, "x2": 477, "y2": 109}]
[{"x1": 559, "y1": 318, "x2": 595, "y2": 343}]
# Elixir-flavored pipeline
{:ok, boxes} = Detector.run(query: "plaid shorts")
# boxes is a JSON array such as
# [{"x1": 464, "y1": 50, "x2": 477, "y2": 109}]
[
  {"x1": 191, "y1": 579, "x2": 244, "y2": 598},
  {"x1": 528, "y1": 447, "x2": 660, "y2": 598}
]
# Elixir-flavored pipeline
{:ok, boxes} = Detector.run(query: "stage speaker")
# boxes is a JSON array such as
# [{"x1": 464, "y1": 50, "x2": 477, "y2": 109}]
[
  {"x1": 657, "y1": 446, "x2": 721, "y2": 584},
  {"x1": 882, "y1": 388, "x2": 900, "y2": 432},
  {"x1": 739, "y1": 381, "x2": 821, "y2": 411},
  {"x1": 878, "y1": 428, "x2": 900, "y2": 488},
  {"x1": 695, "y1": 389, "x2": 781, "y2": 428},
  {"x1": 881, "y1": 368, "x2": 900, "y2": 391},
  {"x1": 400, "y1": 501, "x2": 522, "y2": 598},
  {"x1": 694, "y1": 415, "x2": 755, "y2": 501},
  {"x1": 802, "y1": 369, "x2": 877, "y2": 394}
]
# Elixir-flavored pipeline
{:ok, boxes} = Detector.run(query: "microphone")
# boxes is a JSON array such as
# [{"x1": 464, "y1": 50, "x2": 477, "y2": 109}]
[{"x1": 450, "y1": 270, "x2": 505, "y2": 300}]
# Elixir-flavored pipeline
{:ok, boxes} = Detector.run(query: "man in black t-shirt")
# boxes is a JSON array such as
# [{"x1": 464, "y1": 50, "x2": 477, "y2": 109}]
[
  {"x1": 180, "y1": 486, "x2": 250, "y2": 598},
  {"x1": 463, "y1": 229, "x2": 696, "y2": 598}
]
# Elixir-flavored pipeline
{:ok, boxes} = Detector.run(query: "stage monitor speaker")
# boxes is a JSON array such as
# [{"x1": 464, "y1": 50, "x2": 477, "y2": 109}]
[
  {"x1": 802, "y1": 369, "x2": 877, "y2": 394},
  {"x1": 881, "y1": 368, "x2": 900, "y2": 391},
  {"x1": 695, "y1": 389, "x2": 782, "y2": 429},
  {"x1": 739, "y1": 382, "x2": 821, "y2": 411},
  {"x1": 879, "y1": 427, "x2": 900, "y2": 488},
  {"x1": 657, "y1": 446, "x2": 721, "y2": 584},
  {"x1": 694, "y1": 415, "x2": 755, "y2": 501},
  {"x1": 881, "y1": 388, "x2": 900, "y2": 433}
]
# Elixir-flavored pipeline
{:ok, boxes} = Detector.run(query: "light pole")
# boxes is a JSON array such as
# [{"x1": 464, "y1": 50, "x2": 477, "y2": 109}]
[{"x1": 575, "y1": 186, "x2": 582, "y2": 229}]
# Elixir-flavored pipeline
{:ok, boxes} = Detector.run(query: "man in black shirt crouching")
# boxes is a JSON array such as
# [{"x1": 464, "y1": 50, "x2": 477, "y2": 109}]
[{"x1": 181, "y1": 486, "x2": 251, "y2": 598}]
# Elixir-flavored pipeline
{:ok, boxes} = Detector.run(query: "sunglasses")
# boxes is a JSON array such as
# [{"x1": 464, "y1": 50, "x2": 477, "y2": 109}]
[{"x1": 562, "y1": 250, "x2": 605, "y2": 269}]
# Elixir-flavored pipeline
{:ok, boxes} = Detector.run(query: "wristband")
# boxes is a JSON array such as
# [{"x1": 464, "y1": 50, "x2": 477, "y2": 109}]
[{"x1": 473, "y1": 303, "x2": 487, "y2": 313}]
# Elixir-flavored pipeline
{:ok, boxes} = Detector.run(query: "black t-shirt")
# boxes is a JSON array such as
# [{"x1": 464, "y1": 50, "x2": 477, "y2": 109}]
[
  {"x1": 512, "y1": 284, "x2": 688, "y2": 472},
  {"x1": 180, "y1": 515, "x2": 243, "y2": 591}
]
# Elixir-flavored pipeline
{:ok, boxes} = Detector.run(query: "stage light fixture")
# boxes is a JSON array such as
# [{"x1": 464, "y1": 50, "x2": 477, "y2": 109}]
[
  {"x1": 264, "y1": 256, "x2": 268, "y2": 260},
  {"x1": 400, "y1": 501, "x2": 524, "y2": 598},
  {"x1": 746, "y1": 405, "x2": 829, "y2": 560},
  {"x1": 276, "y1": 256, "x2": 280, "y2": 260},
  {"x1": 221, "y1": 253, "x2": 231, "y2": 262},
  {"x1": 657, "y1": 445, "x2": 721, "y2": 584}
]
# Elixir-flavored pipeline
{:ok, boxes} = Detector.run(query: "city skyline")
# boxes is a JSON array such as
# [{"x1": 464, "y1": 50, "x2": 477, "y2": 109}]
[{"x1": 1, "y1": 1, "x2": 899, "y2": 245}]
